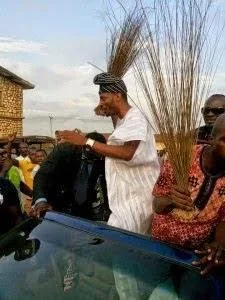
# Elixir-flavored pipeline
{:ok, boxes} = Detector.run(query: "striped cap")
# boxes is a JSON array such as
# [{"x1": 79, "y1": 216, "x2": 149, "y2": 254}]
[{"x1": 93, "y1": 72, "x2": 127, "y2": 94}]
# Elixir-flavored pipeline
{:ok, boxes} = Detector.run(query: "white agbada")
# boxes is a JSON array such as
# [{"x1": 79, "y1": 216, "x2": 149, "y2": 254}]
[{"x1": 106, "y1": 107, "x2": 160, "y2": 234}]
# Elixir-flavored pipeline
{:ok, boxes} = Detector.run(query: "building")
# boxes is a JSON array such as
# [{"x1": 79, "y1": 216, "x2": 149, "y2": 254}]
[{"x1": 0, "y1": 65, "x2": 34, "y2": 137}]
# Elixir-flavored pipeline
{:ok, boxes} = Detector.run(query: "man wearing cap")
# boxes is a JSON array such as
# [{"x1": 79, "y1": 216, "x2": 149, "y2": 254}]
[{"x1": 58, "y1": 72, "x2": 160, "y2": 234}]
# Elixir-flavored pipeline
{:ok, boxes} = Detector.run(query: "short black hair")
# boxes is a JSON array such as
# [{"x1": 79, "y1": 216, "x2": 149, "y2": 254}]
[
  {"x1": 36, "y1": 149, "x2": 47, "y2": 156},
  {"x1": 85, "y1": 132, "x2": 106, "y2": 144},
  {"x1": 205, "y1": 94, "x2": 225, "y2": 105}
]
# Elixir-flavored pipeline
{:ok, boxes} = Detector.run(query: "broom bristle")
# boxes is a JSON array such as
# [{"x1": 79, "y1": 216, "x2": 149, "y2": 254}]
[
  {"x1": 106, "y1": 3, "x2": 145, "y2": 79},
  {"x1": 135, "y1": 0, "x2": 216, "y2": 188}
]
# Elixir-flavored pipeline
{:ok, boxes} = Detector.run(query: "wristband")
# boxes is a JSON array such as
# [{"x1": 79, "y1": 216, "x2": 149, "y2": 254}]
[{"x1": 85, "y1": 138, "x2": 95, "y2": 148}]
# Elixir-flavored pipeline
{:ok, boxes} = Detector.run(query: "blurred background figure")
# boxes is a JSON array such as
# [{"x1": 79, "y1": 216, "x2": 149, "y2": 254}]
[
  {"x1": 31, "y1": 150, "x2": 47, "y2": 179},
  {"x1": 7, "y1": 134, "x2": 39, "y2": 215},
  {"x1": 17, "y1": 142, "x2": 29, "y2": 161}
]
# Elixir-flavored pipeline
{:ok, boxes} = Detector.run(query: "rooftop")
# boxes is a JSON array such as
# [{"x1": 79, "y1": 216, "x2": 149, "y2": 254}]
[{"x1": 0, "y1": 65, "x2": 34, "y2": 89}]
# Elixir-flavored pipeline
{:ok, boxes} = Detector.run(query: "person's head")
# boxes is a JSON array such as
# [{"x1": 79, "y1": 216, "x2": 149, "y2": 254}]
[
  {"x1": 28, "y1": 148, "x2": 37, "y2": 163},
  {"x1": 2, "y1": 144, "x2": 17, "y2": 159},
  {"x1": 211, "y1": 113, "x2": 225, "y2": 161},
  {"x1": 201, "y1": 94, "x2": 225, "y2": 126},
  {"x1": 93, "y1": 72, "x2": 128, "y2": 117},
  {"x1": 10, "y1": 148, "x2": 17, "y2": 159},
  {"x1": 35, "y1": 149, "x2": 47, "y2": 165},
  {"x1": 18, "y1": 142, "x2": 29, "y2": 157}
]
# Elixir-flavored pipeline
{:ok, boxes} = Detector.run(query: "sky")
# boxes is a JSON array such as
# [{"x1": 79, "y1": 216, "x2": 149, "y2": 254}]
[{"x1": 0, "y1": 0, "x2": 225, "y2": 136}]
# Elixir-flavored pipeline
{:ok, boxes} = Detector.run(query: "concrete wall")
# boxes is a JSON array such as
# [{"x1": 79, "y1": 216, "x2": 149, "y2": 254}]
[{"x1": 0, "y1": 75, "x2": 23, "y2": 137}]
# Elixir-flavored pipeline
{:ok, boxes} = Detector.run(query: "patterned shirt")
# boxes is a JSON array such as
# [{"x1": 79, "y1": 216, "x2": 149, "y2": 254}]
[{"x1": 152, "y1": 145, "x2": 225, "y2": 248}]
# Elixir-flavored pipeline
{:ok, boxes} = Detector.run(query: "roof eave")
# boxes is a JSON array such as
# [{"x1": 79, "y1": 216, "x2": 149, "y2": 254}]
[{"x1": 0, "y1": 66, "x2": 35, "y2": 89}]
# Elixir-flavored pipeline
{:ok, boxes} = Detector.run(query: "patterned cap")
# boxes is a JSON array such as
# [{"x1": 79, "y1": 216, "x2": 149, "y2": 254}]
[{"x1": 93, "y1": 72, "x2": 127, "y2": 94}]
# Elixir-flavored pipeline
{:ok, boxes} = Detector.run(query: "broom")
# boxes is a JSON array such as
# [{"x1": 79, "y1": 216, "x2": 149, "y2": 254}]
[{"x1": 135, "y1": 0, "x2": 218, "y2": 220}]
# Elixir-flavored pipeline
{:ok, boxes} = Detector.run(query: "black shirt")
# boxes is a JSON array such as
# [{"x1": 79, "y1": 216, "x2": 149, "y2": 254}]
[
  {"x1": 0, "y1": 177, "x2": 21, "y2": 235},
  {"x1": 33, "y1": 143, "x2": 110, "y2": 221}
]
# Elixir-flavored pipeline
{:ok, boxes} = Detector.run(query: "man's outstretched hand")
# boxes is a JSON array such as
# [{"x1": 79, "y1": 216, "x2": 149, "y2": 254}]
[{"x1": 57, "y1": 130, "x2": 87, "y2": 146}]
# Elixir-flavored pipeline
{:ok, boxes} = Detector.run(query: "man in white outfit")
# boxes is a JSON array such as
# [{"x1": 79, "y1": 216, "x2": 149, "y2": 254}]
[{"x1": 58, "y1": 72, "x2": 159, "y2": 235}]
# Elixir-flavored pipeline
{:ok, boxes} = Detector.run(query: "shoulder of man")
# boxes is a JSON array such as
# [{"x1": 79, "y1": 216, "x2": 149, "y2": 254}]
[
  {"x1": 125, "y1": 107, "x2": 148, "y2": 125},
  {"x1": 53, "y1": 143, "x2": 82, "y2": 157}
]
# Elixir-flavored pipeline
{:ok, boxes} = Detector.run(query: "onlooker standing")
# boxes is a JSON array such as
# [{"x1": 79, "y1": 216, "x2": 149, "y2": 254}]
[
  {"x1": 15, "y1": 148, "x2": 38, "y2": 190},
  {"x1": 16, "y1": 142, "x2": 29, "y2": 161},
  {"x1": 196, "y1": 94, "x2": 225, "y2": 143},
  {"x1": 0, "y1": 148, "x2": 33, "y2": 214},
  {"x1": 35, "y1": 150, "x2": 47, "y2": 165},
  {"x1": 31, "y1": 150, "x2": 47, "y2": 179},
  {"x1": 7, "y1": 134, "x2": 38, "y2": 215},
  {"x1": 0, "y1": 149, "x2": 20, "y2": 191}
]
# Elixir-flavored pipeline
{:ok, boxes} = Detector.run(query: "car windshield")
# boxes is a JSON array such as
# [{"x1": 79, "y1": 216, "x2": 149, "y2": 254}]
[{"x1": 0, "y1": 218, "x2": 219, "y2": 300}]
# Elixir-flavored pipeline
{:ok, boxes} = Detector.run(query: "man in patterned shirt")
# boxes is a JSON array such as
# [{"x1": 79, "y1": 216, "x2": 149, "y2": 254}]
[
  {"x1": 152, "y1": 113, "x2": 225, "y2": 274},
  {"x1": 196, "y1": 94, "x2": 225, "y2": 144}
]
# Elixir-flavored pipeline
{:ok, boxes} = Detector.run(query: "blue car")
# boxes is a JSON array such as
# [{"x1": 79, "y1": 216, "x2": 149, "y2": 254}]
[{"x1": 0, "y1": 212, "x2": 224, "y2": 299}]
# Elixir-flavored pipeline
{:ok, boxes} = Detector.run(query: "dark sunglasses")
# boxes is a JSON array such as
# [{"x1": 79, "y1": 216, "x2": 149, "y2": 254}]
[{"x1": 202, "y1": 107, "x2": 225, "y2": 116}]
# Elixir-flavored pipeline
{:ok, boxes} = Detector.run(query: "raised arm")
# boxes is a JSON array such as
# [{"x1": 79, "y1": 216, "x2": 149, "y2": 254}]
[
  {"x1": 6, "y1": 133, "x2": 19, "y2": 167},
  {"x1": 58, "y1": 130, "x2": 140, "y2": 161}
]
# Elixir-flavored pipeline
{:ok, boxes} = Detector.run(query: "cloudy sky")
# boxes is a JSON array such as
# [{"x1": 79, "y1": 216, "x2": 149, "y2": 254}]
[{"x1": 0, "y1": 0, "x2": 225, "y2": 136}]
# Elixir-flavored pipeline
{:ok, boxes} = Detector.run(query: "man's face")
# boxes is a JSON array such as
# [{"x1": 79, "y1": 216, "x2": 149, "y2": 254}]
[
  {"x1": 28, "y1": 149, "x2": 37, "y2": 163},
  {"x1": 98, "y1": 92, "x2": 117, "y2": 116},
  {"x1": 19, "y1": 143, "x2": 28, "y2": 157},
  {"x1": 35, "y1": 151, "x2": 46, "y2": 165},
  {"x1": 201, "y1": 99, "x2": 225, "y2": 126},
  {"x1": 11, "y1": 148, "x2": 17, "y2": 159}
]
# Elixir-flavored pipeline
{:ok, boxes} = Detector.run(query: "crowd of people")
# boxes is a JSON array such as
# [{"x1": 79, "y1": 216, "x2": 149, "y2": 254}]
[{"x1": 1, "y1": 72, "x2": 225, "y2": 277}]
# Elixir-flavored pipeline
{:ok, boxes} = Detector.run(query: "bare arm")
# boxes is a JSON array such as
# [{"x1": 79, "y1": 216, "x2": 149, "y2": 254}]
[
  {"x1": 58, "y1": 130, "x2": 140, "y2": 161},
  {"x1": 20, "y1": 181, "x2": 33, "y2": 198},
  {"x1": 91, "y1": 140, "x2": 140, "y2": 161},
  {"x1": 6, "y1": 133, "x2": 19, "y2": 167}
]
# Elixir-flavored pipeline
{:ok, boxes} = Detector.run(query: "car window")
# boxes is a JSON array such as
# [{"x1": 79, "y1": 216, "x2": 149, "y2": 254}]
[{"x1": 0, "y1": 219, "x2": 220, "y2": 300}]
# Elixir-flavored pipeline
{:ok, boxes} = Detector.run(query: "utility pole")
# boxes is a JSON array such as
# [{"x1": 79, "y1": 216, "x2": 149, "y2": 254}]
[{"x1": 49, "y1": 116, "x2": 53, "y2": 137}]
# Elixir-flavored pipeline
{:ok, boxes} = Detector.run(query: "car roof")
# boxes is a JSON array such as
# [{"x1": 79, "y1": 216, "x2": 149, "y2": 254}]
[
  {"x1": 0, "y1": 211, "x2": 221, "y2": 299},
  {"x1": 44, "y1": 212, "x2": 197, "y2": 270}
]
